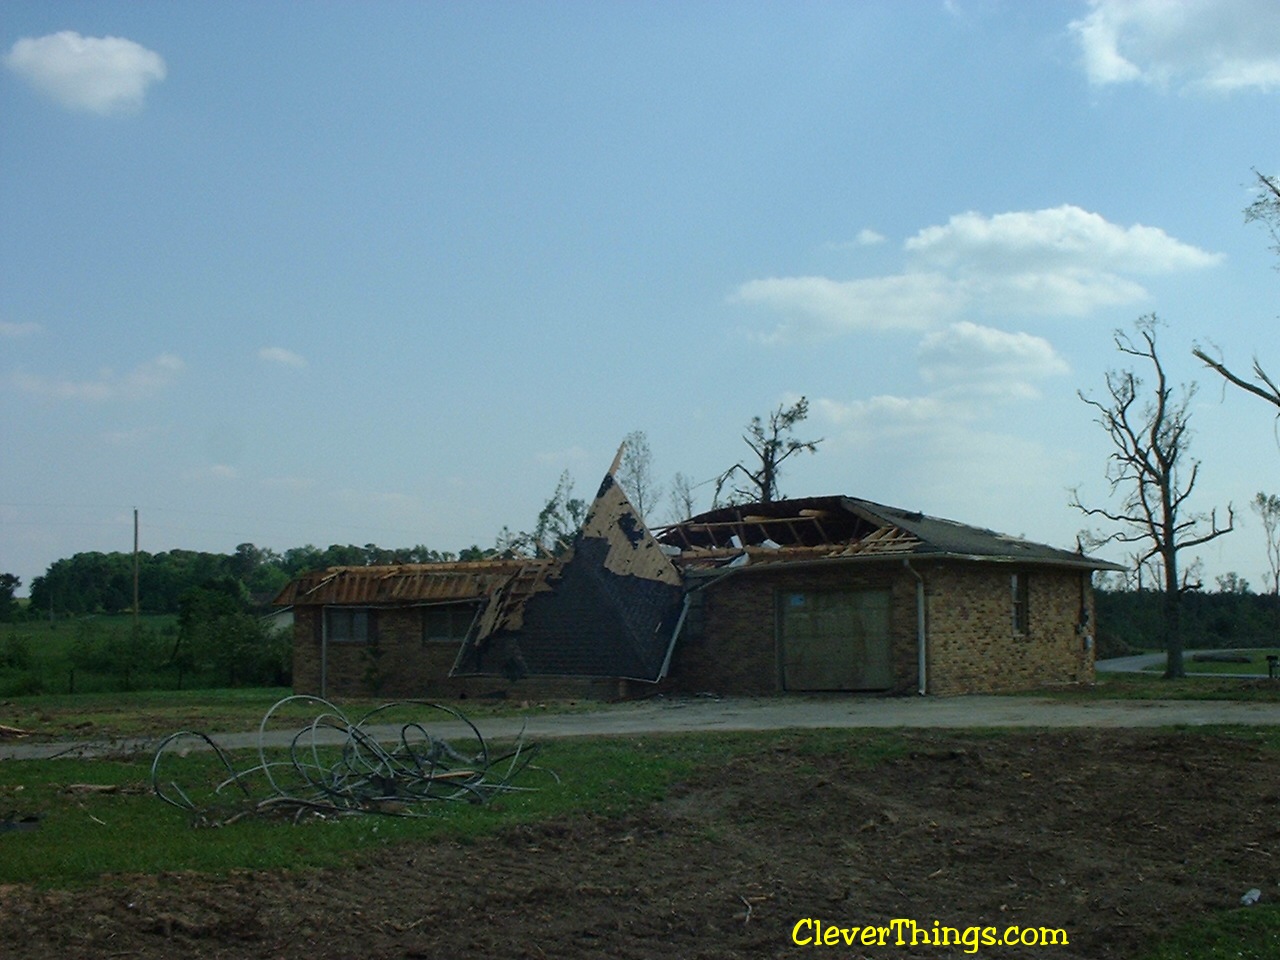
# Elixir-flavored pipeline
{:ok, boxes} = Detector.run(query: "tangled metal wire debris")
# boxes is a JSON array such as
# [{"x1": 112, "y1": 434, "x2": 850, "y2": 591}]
[{"x1": 152, "y1": 696, "x2": 549, "y2": 826}]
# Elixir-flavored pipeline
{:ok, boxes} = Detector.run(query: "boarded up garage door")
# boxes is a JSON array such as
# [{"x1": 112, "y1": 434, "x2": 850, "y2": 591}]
[{"x1": 779, "y1": 589, "x2": 893, "y2": 691}]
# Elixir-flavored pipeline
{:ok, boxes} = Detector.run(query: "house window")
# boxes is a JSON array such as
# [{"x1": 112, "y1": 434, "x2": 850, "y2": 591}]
[
  {"x1": 1012, "y1": 572, "x2": 1030, "y2": 635},
  {"x1": 326, "y1": 607, "x2": 373, "y2": 643},
  {"x1": 422, "y1": 604, "x2": 474, "y2": 643}
]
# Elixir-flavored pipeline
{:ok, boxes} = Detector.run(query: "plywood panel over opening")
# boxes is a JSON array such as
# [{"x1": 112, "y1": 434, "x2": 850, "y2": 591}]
[{"x1": 779, "y1": 589, "x2": 893, "y2": 691}]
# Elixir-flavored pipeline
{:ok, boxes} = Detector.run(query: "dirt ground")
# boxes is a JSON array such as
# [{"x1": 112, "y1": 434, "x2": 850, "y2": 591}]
[{"x1": 1, "y1": 728, "x2": 1277, "y2": 959}]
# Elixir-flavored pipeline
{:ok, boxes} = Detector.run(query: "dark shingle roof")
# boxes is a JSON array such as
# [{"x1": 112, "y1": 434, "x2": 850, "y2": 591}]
[{"x1": 656, "y1": 495, "x2": 1122, "y2": 572}]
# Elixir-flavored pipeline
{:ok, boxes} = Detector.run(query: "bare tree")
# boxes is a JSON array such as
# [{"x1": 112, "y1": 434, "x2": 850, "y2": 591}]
[
  {"x1": 1071, "y1": 316, "x2": 1234, "y2": 678},
  {"x1": 667, "y1": 471, "x2": 698, "y2": 522},
  {"x1": 1246, "y1": 169, "x2": 1280, "y2": 260},
  {"x1": 1192, "y1": 171, "x2": 1280, "y2": 412},
  {"x1": 1192, "y1": 346, "x2": 1280, "y2": 412},
  {"x1": 1254, "y1": 492, "x2": 1280, "y2": 600},
  {"x1": 714, "y1": 397, "x2": 822, "y2": 505},
  {"x1": 615, "y1": 430, "x2": 662, "y2": 521}
]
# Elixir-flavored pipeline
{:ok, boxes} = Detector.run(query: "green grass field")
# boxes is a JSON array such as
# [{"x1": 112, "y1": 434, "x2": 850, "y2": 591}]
[
  {"x1": 2, "y1": 682, "x2": 1279, "y2": 960},
  {"x1": 1025, "y1": 669, "x2": 1280, "y2": 701},
  {"x1": 1138, "y1": 648, "x2": 1280, "y2": 676},
  {"x1": 0, "y1": 724, "x2": 1277, "y2": 959},
  {"x1": 2, "y1": 614, "x2": 182, "y2": 697},
  {"x1": 1, "y1": 613, "x2": 283, "y2": 697}
]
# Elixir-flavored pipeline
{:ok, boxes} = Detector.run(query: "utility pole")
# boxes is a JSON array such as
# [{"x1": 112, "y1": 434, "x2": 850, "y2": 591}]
[{"x1": 133, "y1": 507, "x2": 140, "y2": 625}]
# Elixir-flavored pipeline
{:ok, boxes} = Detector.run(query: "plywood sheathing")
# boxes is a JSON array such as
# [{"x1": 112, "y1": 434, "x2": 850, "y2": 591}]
[{"x1": 579, "y1": 474, "x2": 682, "y2": 585}]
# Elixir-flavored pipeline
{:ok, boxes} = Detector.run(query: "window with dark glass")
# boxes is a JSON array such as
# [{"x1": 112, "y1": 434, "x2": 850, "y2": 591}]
[
  {"x1": 326, "y1": 607, "x2": 373, "y2": 643},
  {"x1": 1012, "y1": 572, "x2": 1030, "y2": 635},
  {"x1": 422, "y1": 604, "x2": 474, "y2": 643}
]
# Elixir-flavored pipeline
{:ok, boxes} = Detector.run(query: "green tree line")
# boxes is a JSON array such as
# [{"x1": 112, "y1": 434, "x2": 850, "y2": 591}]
[
  {"x1": 1095, "y1": 577, "x2": 1280, "y2": 658},
  {"x1": 20, "y1": 541, "x2": 489, "y2": 619}
]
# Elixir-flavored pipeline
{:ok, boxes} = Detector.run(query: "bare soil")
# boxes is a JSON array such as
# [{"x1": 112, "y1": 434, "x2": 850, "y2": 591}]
[{"x1": 1, "y1": 729, "x2": 1277, "y2": 959}]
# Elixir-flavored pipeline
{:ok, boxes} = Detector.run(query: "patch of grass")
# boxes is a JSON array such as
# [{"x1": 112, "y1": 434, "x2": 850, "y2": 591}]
[
  {"x1": 1038, "y1": 671, "x2": 1280, "y2": 702},
  {"x1": 0, "y1": 728, "x2": 914, "y2": 887},
  {"x1": 1136, "y1": 904, "x2": 1280, "y2": 959},
  {"x1": 1140, "y1": 649, "x2": 1280, "y2": 675},
  {"x1": 0, "y1": 688, "x2": 598, "y2": 741},
  {"x1": 0, "y1": 687, "x2": 294, "y2": 739}
]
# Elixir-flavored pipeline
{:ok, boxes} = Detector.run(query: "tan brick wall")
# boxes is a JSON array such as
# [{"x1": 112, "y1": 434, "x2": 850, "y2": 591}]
[
  {"x1": 919, "y1": 562, "x2": 1095, "y2": 695},
  {"x1": 666, "y1": 560, "x2": 1096, "y2": 696}
]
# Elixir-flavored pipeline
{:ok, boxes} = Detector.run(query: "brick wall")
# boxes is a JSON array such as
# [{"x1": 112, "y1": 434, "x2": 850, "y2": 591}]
[
  {"x1": 291, "y1": 560, "x2": 1098, "y2": 700},
  {"x1": 666, "y1": 560, "x2": 1096, "y2": 696},
  {"x1": 291, "y1": 605, "x2": 623, "y2": 702},
  {"x1": 667, "y1": 564, "x2": 917, "y2": 695},
  {"x1": 922, "y1": 562, "x2": 1095, "y2": 695}
]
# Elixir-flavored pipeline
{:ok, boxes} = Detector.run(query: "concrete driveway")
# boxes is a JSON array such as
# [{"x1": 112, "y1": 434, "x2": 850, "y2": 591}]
[{"x1": 4, "y1": 694, "x2": 1280, "y2": 761}]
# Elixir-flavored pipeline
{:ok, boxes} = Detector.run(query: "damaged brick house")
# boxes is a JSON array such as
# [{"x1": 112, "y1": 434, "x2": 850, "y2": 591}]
[{"x1": 275, "y1": 466, "x2": 1122, "y2": 699}]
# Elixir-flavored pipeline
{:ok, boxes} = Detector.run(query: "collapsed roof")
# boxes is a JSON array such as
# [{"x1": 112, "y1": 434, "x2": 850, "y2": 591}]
[
  {"x1": 275, "y1": 466, "x2": 686, "y2": 683},
  {"x1": 274, "y1": 477, "x2": 1121, "y2": 685},
  {"x1": 654, "y1": 496, "x2": 1120, "y2": 573}
]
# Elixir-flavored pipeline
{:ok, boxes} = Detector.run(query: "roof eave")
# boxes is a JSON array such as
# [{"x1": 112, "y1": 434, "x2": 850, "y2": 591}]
[{"x1": 680, "y1": 550, "x2": 1125, "y2": 576}]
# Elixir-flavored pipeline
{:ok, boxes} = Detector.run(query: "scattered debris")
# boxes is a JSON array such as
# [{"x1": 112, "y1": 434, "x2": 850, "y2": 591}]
[
  {"x1": 0, "y1": 723, "x2": 31, "y2": 739},
  {"x1": 1241, "y1": 888, "x2": 1262, "y2": 906},
  {"x1": 151, "y1": 696, "x2": 549, "y2": 827}
]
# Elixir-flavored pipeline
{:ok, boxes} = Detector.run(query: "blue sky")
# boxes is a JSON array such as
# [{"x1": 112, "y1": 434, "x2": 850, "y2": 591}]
[{"x1": 2, "y1": 0, "x2": 1278, "y2": 596}]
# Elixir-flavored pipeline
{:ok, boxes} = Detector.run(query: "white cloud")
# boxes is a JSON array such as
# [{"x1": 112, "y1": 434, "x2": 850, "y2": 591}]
[
  {"x1": 811, "y1": 387, "x2": 1075, "y2": 539},
  {"x1": 7, "y1": 353, "x2": 184, "y2": 401},
  {"x1": 734, "y1": 274, "x2": 959, "y2": 341},
  {"x1": 1070, "y1": 0, "x2": 1280, "y2": 92},
  {"x1": 257, "y1": 346, "x2": 308, "y2": 368},
  {"x1": 814, "y1": 394, "x2": 952, "y2": 437},
  {"x1": 734, "y1": 206, "x2": 1221, "y2": 342},
  {"x1": 905, "y1": 205, "x2": 1221, "y2": 275},
  {"x1": 918, "y1": 322, "x2": 1070, "y2": 399},
  {"x1": 0, "y1": 321, "x2": 40, "y2": 338},
  {"x1": 4, "y1": 31, "x2": 166, "y2": 115},
  {"x1": 821, "y1": 229, "x2": 888, "y2": 253}
]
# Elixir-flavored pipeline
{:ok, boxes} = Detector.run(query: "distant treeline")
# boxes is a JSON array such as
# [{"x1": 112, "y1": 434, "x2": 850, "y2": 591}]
[
  {"x1": 1096, "y1": 584, "x2": 1280, "y2": 657},
  {"x1": 26, "y1": 542, "x2": 492, "y2": 617}
]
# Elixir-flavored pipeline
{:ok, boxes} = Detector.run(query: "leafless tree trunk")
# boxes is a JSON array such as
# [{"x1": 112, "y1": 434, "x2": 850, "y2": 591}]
[
  {"x1": 1071, "y1": 316, "x2": 1234, "y2": 678},
  {"x1": 1254, "y1": 492, "x2": 1280, "y2": 642},
  {"x1": 615, "y1": 430, "x2": 662, "y2": 521},
  {"x1": 714, "y1": 397, "x2": 822, "y2": 505},
  {"x1": 666, "y1": 471, "x2": 698, "y2": 523}
]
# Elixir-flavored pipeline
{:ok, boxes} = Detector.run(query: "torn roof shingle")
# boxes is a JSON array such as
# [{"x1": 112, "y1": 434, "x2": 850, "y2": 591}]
[{"x1": 655, "y1": 496, "x2": 1123, "y2": 572}]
